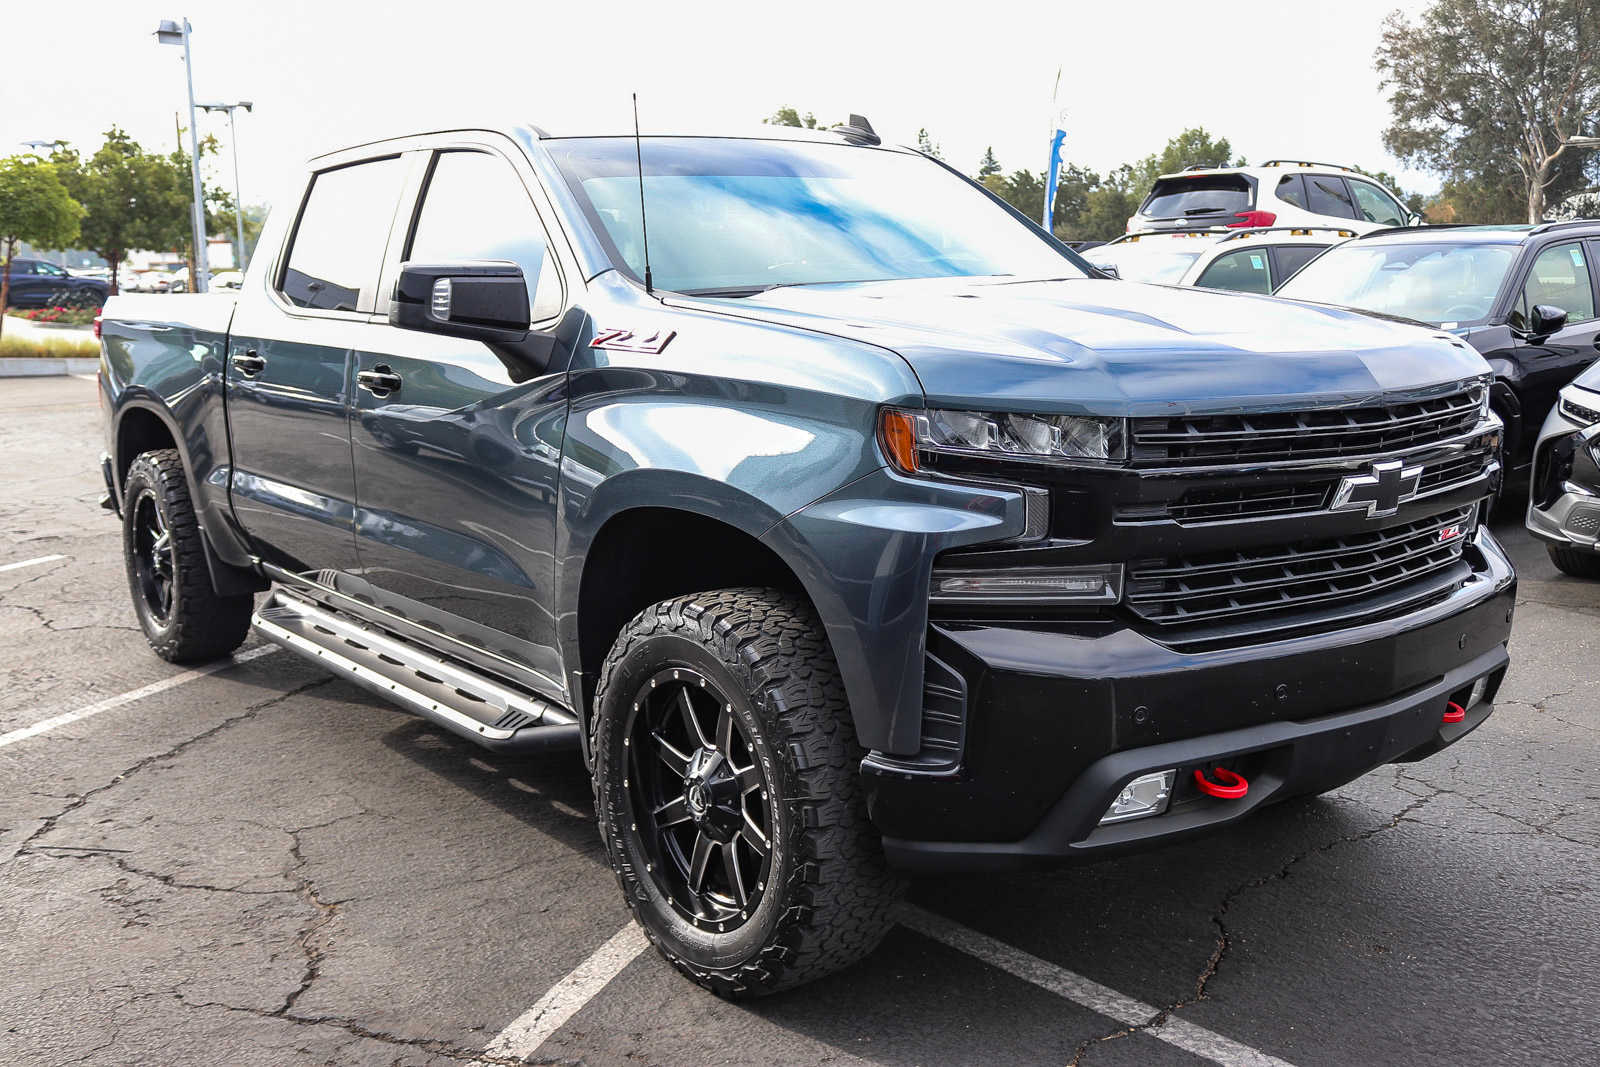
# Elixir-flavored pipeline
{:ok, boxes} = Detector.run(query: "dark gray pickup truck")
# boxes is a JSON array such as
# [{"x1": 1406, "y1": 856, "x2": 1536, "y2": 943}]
[{"x1": 98, "y1": 119, "x2": 1515, "y2": 996}]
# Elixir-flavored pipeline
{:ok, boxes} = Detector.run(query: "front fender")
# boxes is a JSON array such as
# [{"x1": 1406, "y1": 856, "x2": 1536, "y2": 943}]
[{"x1": 762, "y1": 468, "x2": 1027, "y2": 755}]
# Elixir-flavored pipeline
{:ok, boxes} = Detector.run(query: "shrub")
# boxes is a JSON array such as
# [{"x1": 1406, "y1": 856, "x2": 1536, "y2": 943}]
[
  {"x1": 0, "y1": 334, "x2": 100, "y2": 359},
  {"x1": 6, "y1": 304, "x2": 100, "y2": 326}
]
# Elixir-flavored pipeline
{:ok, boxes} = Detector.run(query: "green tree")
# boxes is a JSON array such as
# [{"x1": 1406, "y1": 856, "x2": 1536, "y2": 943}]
[
  {"x1": 1376, "y1": 0, "x2": 1600, "y2": 222},
  {"x1": 51, "y1": 129, "x2": 189, "y2": 296},
  {"x1": 0, "y1": 156, "x2": 83, "y2": 336},
  {"x1": 916, "y1": 128, "x2": 942, "y2": 160},
  {"x1": 1127, "y1": 128, "x2": 1243, "y2": 194},
  {"x1": 1077, "y1": 164, "x2": 1143, "y2": 242},
  {"x1": 978, "y1": 146, "x2": 1001, "y2": 177},
  {"x1": 765, "y1": 107, "x2": 821, "y2": 129}
]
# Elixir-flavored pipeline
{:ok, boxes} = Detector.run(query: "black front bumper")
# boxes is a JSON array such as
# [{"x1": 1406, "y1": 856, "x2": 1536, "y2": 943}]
[{"x1": 867, "y1": 530, "x2": 1516, "y2": 872}]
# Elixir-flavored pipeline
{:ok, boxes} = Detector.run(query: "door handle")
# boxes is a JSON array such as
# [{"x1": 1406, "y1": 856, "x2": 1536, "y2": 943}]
[
  {"x1": 231, "y1": 349, "x2": 265, "y2": 376},
  {"x1": 357, "y1": 366, "x2": 403, "y2": 395}
]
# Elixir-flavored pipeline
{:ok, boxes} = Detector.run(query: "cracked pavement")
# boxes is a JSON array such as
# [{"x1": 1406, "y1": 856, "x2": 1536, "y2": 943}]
[{"x1": 3, "y1": 375, "x2": 1598, "y2": 1065}]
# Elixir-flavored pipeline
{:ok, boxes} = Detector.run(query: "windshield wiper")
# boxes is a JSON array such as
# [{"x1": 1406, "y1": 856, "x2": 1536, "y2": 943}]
[
  {"x1": 1176, "y1": 205, "x2": 1230, "y2": 215},
  {"x1": 678, "y1": 285, "x2": 778, "y2": 298}
]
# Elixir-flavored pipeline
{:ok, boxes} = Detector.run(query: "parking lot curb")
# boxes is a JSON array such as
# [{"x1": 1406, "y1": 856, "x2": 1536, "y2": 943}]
[{"x1": 0, "y1": 357, "x2": 101, "y2": 378}]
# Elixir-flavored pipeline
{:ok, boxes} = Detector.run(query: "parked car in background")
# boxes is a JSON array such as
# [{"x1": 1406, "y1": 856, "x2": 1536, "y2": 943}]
[
  {"x1": 1089, "y1": 227, "x2": 1352, "y2": 293},
  {"x1": 2, "y1": 257, "x2": 109, "y2": 307},
  {"x1": 1128, "y1": 161, "x2": 1417, "y2": 236},
  {"x1": 1527, "y1": 363, "x2": 1600, "y2": 577},
  {"x1": 210, "y1": 271, "x2": 244, "y2": 290},
  {"x1": 1276, "y1": 221, "x2": 1600, "y2": 478},
  {"x1": 1084, "y1": 230, "x2": 1225, "y2": 284}
]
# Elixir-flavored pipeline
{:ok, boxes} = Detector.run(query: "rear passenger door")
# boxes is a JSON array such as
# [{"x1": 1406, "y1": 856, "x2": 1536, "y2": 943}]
[
  {"x1": 346, "y1": 142, "x2": 572, "y2": 694},
  {"x1": 226, "y1": 154, "x2": 410, "y2": 575},
  {"x1": 1304, "y1": 175, "x2": 1359, "y2": 222}
]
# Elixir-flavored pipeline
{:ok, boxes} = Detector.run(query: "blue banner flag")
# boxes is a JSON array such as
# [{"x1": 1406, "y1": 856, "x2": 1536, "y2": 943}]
[{"x1": 1042, "y1": 128, "x2": 1066, "y2": 234}]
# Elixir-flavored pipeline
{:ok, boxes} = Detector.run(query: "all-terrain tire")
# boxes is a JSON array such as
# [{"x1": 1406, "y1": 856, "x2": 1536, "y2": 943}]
[
  {"x1": 122, "y1": 449, "x2": 254, "y2": 662},
  {"x1": 1547, "y1": 543, "x2": 1600, "y2": 579},
  {"x1": 591, "y1": 587, "x2": 903, "y2": 998}
]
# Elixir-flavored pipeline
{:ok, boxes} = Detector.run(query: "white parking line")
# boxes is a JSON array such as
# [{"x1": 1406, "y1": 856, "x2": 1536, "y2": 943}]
[
  {"x1": 0, "y1": 554, "x2": 66, "y2": 574},
  {"x1": 903, "y1": 907, "x2": 1296, "y2": 1067},
  {"x1": 482, "y1": 922, "x2": 649, "y2": 1061},
  {"x1": 0, "y1": 645, "x2": 280, "y2": 751}
]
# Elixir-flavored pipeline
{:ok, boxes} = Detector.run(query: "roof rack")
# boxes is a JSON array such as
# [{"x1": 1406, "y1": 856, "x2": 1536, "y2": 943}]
[
  {"x1": 1104, "y1": 227, "x2": 1232, "y2": 246},
  {"x1": 1530, "y1": 217, "x2": 1600, "y2": 235},
  {"x1": 829, "y1": 114, "x2": 880, "y2": 147},
  {"x1": 1215, "y1": 225, "x2": 1359, "y2": 242},
  {"x1": 1262, "y1": 159, "x2": 1355, "y2": 172}
]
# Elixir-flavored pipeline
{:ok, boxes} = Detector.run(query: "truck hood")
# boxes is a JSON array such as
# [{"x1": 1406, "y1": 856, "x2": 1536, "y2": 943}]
[{"x1": 677, "y1": 276, "x2": 1491, "y2": 416}]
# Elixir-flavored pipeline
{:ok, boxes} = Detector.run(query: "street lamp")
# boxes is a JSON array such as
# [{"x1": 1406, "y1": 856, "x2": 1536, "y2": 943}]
[
  {"x1": 154, "y1": 18, "x2": 209, "y2": 293},
  {"x1": 198, "y1": 101, "x2": 253, "y2": 271}
]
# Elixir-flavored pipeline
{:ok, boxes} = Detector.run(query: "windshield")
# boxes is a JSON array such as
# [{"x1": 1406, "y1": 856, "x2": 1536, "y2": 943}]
[
  {"x1": 546, "y1": 137, "x2": 1085, "y2": 293},
  {"x1": 1276, "y1": 240, "x2": 1519, "y2": 326},
  {"x1": 1089, "y1": 246, "x2": 1206, "y2": 284}
]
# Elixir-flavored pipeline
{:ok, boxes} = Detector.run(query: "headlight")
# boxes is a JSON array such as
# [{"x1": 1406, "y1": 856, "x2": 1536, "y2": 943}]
[
  {"x1": 1558, "y1": 386, "x2": 1600, "y2": 427},
  {"x1": 1470, "y1": 378, "x2": 1492, "y2": 421},
  {"x1": 880, "y1": 407, "x2": 1127, "y2": 472}
]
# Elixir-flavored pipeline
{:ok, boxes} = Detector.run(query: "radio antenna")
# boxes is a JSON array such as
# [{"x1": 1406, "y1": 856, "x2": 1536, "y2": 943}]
[{"x1": 632, "y1": 93, "x2": 654, "y2": 296}]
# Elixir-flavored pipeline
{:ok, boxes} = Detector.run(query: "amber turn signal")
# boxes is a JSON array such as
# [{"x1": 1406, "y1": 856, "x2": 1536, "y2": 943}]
[{"x1": 879, "y1": 409, "x2": 919, "y2": 474}]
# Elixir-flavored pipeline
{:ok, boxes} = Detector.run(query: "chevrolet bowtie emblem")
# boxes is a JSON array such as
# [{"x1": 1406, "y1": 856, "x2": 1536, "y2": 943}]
[{"x1": 1330, "y1": 459, "x2": 1424, "y2": 518}]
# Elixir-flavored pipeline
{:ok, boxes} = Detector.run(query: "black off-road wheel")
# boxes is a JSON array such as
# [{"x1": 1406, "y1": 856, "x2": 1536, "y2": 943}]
[
  {"x1": 592, "y1": 587, "x2": 903, "y2": 998},
  {"x1": 122, "y1": 449, "x2": 254, "y2": 663},
  {"x1": 1548, "y1": 543, "x2": 1600, "y2": 579}
]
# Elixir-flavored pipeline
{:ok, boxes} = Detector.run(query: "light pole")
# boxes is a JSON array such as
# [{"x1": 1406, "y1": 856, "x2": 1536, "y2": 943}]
[
  {"x1": 155, "y1": 18, "x2": 208, "y2": 293},
  {"x1": 199, "y1": 101, "x2": 252, "y2": 271}
]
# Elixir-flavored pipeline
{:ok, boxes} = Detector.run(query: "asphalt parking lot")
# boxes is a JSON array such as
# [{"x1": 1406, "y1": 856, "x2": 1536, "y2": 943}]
[{"x1": 2, "y1": 374, "x2": 1597, "y2": 1067}]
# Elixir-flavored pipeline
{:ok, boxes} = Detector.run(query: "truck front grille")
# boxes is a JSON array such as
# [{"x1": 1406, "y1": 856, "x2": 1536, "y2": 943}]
[
  {"x1": 1126, "y1": 505, "x2": 1473, "y2": 627},
  {"x1": 1130, "y1": 390, "x2": 1481, "y2": 467},
  {"x1": 1147, "y1": 444, "x2": 1494, "y2": 526}
]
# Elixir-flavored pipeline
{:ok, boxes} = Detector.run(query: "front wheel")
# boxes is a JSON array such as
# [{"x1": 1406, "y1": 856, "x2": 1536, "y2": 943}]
[
  {"x1": 591, "y1": 588, "x2": 902, "y2": 998},
  {"x1": 1548, "y1": 543, "x2": 1600, "y2": 579}
]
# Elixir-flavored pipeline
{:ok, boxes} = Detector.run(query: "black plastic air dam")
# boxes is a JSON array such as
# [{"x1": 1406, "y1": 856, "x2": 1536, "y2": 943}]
[{"x1": 865, "y1": 532, "x2": 1515, "y2": 870}]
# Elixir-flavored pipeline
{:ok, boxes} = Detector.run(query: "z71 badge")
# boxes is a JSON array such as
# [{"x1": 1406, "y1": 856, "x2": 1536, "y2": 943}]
[{"x1": 590, "y1": 327, "x2": 676, "y2": 354}]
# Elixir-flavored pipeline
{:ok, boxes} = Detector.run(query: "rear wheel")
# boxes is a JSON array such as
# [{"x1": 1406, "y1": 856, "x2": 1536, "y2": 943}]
[
  {"x1": 592, "y1": 587, "x2": 902, "y2": 997},
  {"x1": 122, "y1": 449, "x2": 254, "y2": 662},
  {"x1": 1548, "y1": 543, "x2": 1600, "y2": 579}
]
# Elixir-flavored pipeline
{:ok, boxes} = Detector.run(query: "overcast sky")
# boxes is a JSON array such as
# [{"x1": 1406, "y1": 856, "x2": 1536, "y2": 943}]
[{"x1": 9, "y1": 0, "x2": 1436, "y2": 214}]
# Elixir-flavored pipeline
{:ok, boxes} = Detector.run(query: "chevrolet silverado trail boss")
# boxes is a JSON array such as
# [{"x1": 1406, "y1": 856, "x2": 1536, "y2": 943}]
[{"x1": 98, "y1": 119, "x2": 1516, "y2": 997}]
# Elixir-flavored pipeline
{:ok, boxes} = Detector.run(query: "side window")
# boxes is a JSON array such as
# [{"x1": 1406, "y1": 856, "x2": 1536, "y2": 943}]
[
  {"x1": 1270, "y1": 244, "x2": 1328, "y2": 285},
  {"x1": 38, "y1": 262, "x2": 67, "y2": 277},
  {"x1": 1196, "y1": 249, "x2": 1273, "y2": 294},
  {"x1": 280, "y1": 156, "x2": 406, "y2": 312},
  {"x1": 1515, "y1": 243, "x2": 1596, "y2": 328},
  {"x1": 1348, "y1": 181, "x2": 1406, "y2": 227},
  {"x1": 406, "y1": 151, "x2": 563, "y2": 322},
  {"x1": 1305, "y1": 176, "x2": 1358, "y2": 220},
  {"x1": 1275, "y1": 174, "x2": 1308, "y2": 210}
]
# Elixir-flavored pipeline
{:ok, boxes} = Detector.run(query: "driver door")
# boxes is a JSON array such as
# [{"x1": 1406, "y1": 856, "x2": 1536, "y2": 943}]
[{"x1": 1510, "y1": 240, "x2": 1600, "y2": 435}]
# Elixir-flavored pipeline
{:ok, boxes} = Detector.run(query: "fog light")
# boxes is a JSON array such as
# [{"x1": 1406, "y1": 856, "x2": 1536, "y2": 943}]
[
  {"x1": 1466, "y1": 676, "x2": 1488, "y2": 711},
  {"x1": 1099, "y1": 769, "x2": 1175, "y2": 825}
]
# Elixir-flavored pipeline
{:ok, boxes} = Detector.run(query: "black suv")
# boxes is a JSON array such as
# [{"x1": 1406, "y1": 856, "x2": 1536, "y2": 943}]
[
  {"x1": 1276, "y1": 221, "x2": 1600, "y2": 478},
  {"x1": 3, "y1": 258, "x2": 109, "y2": 308}
]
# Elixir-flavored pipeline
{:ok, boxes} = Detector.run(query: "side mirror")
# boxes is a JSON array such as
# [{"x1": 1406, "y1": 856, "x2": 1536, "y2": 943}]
[
  {"x1": 1529, "y1": 304, "x2": 1569, "y2": 341},
  {"x1": 1094, "y1": 263, "x2": 1121, "y2": 280},
  {"x1": 391, "y1": 261, "x2": 531, "y2": 343}
]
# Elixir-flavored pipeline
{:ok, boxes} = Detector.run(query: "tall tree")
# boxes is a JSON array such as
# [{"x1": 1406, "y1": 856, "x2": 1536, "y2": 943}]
[
  {"x1": 1376, "y1": 0, "x2": 1600, "y2": 222},
  {"x1": 978, "y1": 146, "x2": 1001, "y2": 177},
  {"x1": 0, "y1": 156, "x2": 83, "y2": 337},
  {"x1": 1127, "y1": 128, "x2": 1243, "y2": 195},
  {"x1": 50, "y1": 129, "x2": 189, "y2": 296}
]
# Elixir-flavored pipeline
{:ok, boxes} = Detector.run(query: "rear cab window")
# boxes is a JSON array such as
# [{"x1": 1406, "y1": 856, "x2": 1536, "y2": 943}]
[
  {"x1": 1140, "y1": 174, "x2": 1253, "y2": 220},
  {"x1": 280, "y1": 156, "x2": 407, "y2": 313}
]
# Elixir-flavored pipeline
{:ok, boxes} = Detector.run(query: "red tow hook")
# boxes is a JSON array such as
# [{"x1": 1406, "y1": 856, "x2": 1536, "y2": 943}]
[
  {"x1": 1193, "y1": 766, "x2": 1249, "y2": 800},
  {"x1": 1442, "y1": 701, "x2": 1467, "y2": 724}
]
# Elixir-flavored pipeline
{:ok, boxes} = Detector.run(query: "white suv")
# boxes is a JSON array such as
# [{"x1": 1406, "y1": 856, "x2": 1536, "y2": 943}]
[{"x1": 1126, "y1": 161, "x2": 1418, "y2": 235}]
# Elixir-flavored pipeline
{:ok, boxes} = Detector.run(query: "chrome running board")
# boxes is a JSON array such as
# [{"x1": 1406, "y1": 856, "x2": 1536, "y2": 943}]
[{"x1": 252, "y1": 590, "x2": 580, "y2": 752}]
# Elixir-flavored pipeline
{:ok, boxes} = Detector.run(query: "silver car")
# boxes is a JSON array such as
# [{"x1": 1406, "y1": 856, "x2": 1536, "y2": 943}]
[{"x1": 1527, "y1": 361, "x2": 1600, "y2": 577}]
